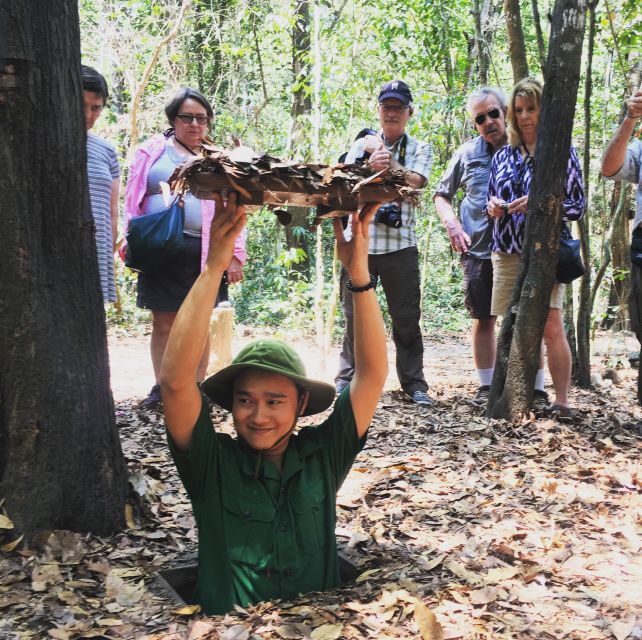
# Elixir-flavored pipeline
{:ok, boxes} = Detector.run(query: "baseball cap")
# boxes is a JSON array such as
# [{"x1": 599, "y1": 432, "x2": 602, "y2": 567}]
[{"x1": 378, "y1": 80, "x2": 413, "y2": 105}]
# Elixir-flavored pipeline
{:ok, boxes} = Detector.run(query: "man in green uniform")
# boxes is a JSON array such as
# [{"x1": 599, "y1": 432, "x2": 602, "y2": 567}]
[{"x1": 160, "y1": 194, "x2": 388, "y2": 614}]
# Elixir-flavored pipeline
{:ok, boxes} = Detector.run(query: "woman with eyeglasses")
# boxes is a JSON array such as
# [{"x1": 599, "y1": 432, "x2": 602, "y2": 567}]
[
  {"x1": 123, "y1": 87, "x2": 247, "y2": 408},
  {"x1": 485, "y1": 77, "x2": 584, "y2": 416}
]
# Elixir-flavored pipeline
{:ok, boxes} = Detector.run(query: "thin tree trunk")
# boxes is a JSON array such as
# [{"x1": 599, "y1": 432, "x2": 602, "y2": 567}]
[
  {"x1": 0, "y1": 0, "x2": 127, "y2": 537},
  {"x1": 488, "y1": 0, "x2": 587, "y2": 420},
  {"x1": 284, "y1": 0, "x2": 313, "y2": 278},
  {"x1": 602, "y1": 182, "x2": 632, "y2": 329},
  {"x1": 472, "y1": 0, "x2": 490, "y2": 85},
  {"x1": 504, "y1": 0, "x2": 530, "y2": 82},
  {"x1": 530, "y1": 0, "x2": 548, "y2": 74},
  {"x1": 128, "y1": 0, "x2": 191, "y2": 163},
  {"x1": 589, "y1": 184, "x2": 627, "y2": 313},
  {"x1": 575, "y1": 0, "x2": 598, "y2": 387}
]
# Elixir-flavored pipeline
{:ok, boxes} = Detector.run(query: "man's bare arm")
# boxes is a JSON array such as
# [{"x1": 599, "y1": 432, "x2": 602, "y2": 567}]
[
  {"x1": 433, "y1": 194, "x2": 471, "y2": 252},
  {"x1": 333, "y1": 205, "x2": 388, "y2": 438},
  {"x1": 160, "y1": 195, "x2": 246, "y2": 451},
  {"x1": 602, "y1": 89, "x2": 642, "y2": 177}
]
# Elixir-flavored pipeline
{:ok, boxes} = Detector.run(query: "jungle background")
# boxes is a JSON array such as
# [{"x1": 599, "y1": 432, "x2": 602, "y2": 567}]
[
  {"x1": 87, "y1": 0, "x2": 640, "y2": 348},
  {"x1": 1, "y1": 0, "x2": 641, "y2": 638}
]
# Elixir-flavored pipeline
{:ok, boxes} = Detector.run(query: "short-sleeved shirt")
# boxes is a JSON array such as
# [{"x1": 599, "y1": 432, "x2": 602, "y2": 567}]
[
  {"x1": 143, "y1": 146, "x2": 203, "y2": 237},
  {"x1": 433, "y1": 136, "x2": 494, "y2": 259},
  {"x1": 167, "y1": 388, "x2": 366, "y2": 615},
  {"x1": 345, "y1": 132, "x2": 433, "y2": 254},
  {"x1": 87, "y1": 133, "x2": 120, "y2": 302},
  {"x1": 605, "y1": 138, "x2": 642, "y2": 228},
  {"x1": 487, "y1": 144, "x2": 585, "y2": 254}
]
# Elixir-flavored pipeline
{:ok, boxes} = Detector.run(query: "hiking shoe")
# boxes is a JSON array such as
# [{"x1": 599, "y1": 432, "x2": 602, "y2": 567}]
[
  {"x1": 335, "y1": 380, "x2": 350, "y2": 395},
  {"x1": 532, "y1": 389, "x2": 550, "y2": 412},
  {"x1": 472, "y1": 385, "x2": 491, "y2": 406},
  {"x1": 409, "y1": 390, "x2": 434, "y2": 407},
  {"x1": 140, "y1": 384, "x2": 162, "y2": 409}
]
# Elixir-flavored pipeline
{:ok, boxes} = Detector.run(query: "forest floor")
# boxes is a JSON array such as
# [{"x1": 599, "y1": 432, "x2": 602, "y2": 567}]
[{"x1": 1, "y1": 326, "x2": 642, "y2": 640}]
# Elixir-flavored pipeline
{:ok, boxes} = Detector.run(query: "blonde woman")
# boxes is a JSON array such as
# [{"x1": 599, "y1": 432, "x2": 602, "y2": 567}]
[{"x1": 486, "y1": 77, "x2": 585, "y2": 415}]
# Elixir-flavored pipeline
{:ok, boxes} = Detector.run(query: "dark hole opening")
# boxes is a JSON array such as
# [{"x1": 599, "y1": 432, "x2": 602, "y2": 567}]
[{"x1": 154, "y1": 550, "x2": 360, "y2": 606}]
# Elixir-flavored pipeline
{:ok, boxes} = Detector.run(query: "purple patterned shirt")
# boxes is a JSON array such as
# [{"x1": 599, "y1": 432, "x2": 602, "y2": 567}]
[{"x1": 487, "y1": 144, "x2": 585, "y2": 254}]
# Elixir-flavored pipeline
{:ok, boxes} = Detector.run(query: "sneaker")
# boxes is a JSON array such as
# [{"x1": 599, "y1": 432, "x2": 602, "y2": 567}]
[
  {"x1": 335, "y1": 380, "x2": 350, "y2": 395},
  {"x1": 471, "y1": 385, "x2": 491, "y2": 406},
  {"x1": 140, "y1": 384, "x2": 162, "y2": 409},
  {"x1": 532, "y1": 389, "x2": 550, "y2": 412},
  {"x1": 409, "y1": 390, "x2": 434, "y2": 407}
]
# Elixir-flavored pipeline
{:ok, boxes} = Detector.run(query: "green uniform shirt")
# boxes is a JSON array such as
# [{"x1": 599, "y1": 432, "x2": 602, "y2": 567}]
[{"x1": 167, "y1": 388, "x2": 366, "y2": 615}]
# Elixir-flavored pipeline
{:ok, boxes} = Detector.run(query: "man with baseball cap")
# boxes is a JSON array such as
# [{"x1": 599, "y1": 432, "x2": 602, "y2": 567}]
[
  {"x1": 335, "y1": 79, "x2": 433, "y2": 406},
  {"x1": 160, "y1": 194, "x2": 387, "y2": 614}
]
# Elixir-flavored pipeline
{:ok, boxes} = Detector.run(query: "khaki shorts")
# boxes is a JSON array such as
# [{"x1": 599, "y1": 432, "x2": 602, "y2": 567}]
[{"x1": 490, "y1": 252, "x2": 564, "y2": 317}]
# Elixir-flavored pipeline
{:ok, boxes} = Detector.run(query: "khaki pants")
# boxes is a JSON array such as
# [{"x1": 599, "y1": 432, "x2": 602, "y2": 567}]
[{"x1": 490, "y1": 252, "x2": 564, "y2": 317}]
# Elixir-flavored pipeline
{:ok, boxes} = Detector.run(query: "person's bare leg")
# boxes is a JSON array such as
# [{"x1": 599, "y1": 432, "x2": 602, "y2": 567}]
[
  {"x1": 196, "y1": 333, "x2": 211, "y2": 382},
  {"x1": 151, "y1": 311, "x2": 177, "y2": 383},
  {"x1": 472, "y1": 317, "x2": 496, "y2": 370},
  {"x1": 543, "y1": 308, "x2": 572, "y2": 407}
]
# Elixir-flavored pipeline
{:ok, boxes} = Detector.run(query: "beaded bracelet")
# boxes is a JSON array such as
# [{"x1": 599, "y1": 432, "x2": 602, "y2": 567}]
[{"x1": 346, "y1": 274, "x2": 376, "y2": 293}]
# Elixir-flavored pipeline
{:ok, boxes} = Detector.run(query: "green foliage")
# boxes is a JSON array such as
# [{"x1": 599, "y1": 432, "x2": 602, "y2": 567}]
[{"x1": 81, "y1": 0, "x2": 642, "y2": 339}]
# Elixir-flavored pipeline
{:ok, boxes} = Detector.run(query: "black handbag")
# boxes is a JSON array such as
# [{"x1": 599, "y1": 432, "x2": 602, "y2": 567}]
[
  {"x1": 556, "y1": 233, "x2": 585, "y2": 284},
  {"x1": 125, "y1": 198, "x2": 185, "y2": 272}
]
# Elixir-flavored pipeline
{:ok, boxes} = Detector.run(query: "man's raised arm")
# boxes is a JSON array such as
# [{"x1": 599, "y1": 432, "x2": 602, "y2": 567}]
[
  {"x1": 602, "y1": 89, "x2": 642, "y2": 177},
  {"x1": 160, "y1": 194, "x2": 246, "y2": 451},
  {"x1": 333, "y1": 205, "x2": 388, "y2": 437}
]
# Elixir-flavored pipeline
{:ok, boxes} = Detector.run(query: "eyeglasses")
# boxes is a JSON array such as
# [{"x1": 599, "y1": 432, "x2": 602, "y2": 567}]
[
  {"x1": 176, "y1": 113, "x2": 210, "y2": 125},
  {"x1": 474, "y1": 108, "x2": 501, "y2": 125},
  {"x1": 379, "y1": 103, "x2": 409, "y2": 113}
]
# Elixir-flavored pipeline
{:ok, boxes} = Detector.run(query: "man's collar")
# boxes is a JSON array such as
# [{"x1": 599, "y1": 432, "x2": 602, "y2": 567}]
[
  {"x1": 480, "y1": 135, "x2": 507, "y2": 155},
  {"x1": 237, "y1": 430, "x2": 322, "y2": 480},
  {"x1": 381, "y1": 131, "x2": 406, "y2": 146}
]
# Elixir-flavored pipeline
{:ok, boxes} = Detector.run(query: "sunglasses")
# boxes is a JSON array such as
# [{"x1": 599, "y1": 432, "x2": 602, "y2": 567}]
[
  {"x1": 176, "y1": 113, "x2": 210, "y2": 125},
  {"x1": 474, "y1": 108, "x2": 501, "y2": 125}
]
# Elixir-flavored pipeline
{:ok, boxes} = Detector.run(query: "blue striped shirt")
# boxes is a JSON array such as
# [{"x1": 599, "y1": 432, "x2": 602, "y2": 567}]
[{"x1": 87, "y1": 132, "x2": 120, "y2": 302}]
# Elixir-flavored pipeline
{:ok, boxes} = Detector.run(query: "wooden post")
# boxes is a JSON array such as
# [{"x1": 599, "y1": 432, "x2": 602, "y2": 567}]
[{"x1": 209, "y1": 302, "x2": 235, "y2": 374}]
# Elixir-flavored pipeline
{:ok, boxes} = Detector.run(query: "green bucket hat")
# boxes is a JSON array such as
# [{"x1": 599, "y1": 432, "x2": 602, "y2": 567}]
[{"x1": 201, "y1": 339, "x2": 336, "y2": 416}]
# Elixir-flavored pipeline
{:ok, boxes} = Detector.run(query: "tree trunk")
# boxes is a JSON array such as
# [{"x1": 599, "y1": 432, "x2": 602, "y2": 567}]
[
  {"x1": 504, "y1": 0, "x2": 530, "y2": 82},
  {"x1": 488, "y1": 0, "x2": 586, "y2": 421},
  {"x1": 0, "y1": 0, "x2": 127, "y2": 537},
  {"x1": 128, "y1": 0, "x2": 191, "y2": 163},
  {"x1": 288, "y1": 0, "x2": 312, "y2": 159},
  {"x1": 575, "y1": 0, "x2": 597, "y2": 388},
  {"x1": 602, "y1": 186, "x2": 632, "y2": 330},
  {"x1": 530, "y1": 0, "x2": 547, "y2": 74},
  {"x1": 284, "y1": 0, "x2": 313, "y2": 277},
  {"x1": 472, "y1": 0, "x2": 490, "y2": 85}
]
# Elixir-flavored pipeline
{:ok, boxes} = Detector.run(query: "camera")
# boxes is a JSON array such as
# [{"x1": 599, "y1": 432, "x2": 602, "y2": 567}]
[{"x1": 375, "y1": 202, "x2": 403, "y2": 228}]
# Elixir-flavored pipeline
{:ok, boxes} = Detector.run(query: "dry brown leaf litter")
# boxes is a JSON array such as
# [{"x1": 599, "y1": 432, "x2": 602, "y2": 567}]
[{"x1": 1, "y1": 342, "x2": 641, "y2": 639}]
